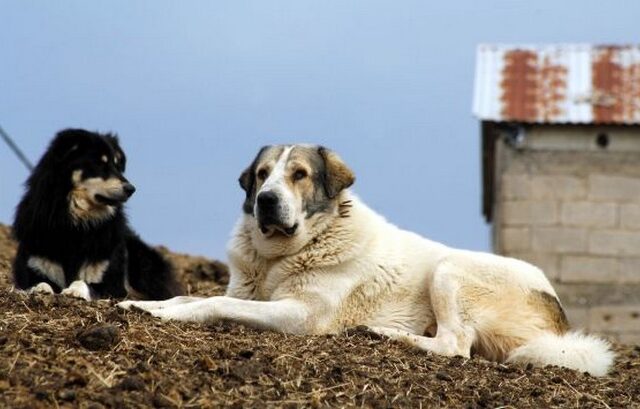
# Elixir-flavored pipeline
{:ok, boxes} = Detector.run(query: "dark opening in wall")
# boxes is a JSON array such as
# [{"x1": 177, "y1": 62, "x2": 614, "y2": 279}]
[{"x1": 596, "y1": 132, "x2": 610, "y2": 149}]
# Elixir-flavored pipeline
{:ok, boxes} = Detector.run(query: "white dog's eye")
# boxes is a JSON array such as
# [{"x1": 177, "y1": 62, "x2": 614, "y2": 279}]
[
  {"x1": 293, "y1": 169, "x2": 307, "y2": 181},
  {"x1": 257, "y1": 169, "x2": 269, "y2": 180}
]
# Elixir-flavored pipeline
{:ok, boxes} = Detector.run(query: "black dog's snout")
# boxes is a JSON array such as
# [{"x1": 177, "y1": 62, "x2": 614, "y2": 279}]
[
  {"x1": 257, "y1": 191, "x2": 279, "y2": 210},
  {"x1": 123, "y1": 183, "x2": 136, "y2": 198}
]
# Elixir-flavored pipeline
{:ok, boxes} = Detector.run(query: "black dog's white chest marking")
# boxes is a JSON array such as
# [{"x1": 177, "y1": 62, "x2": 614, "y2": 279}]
[
  {"x1": 26, "y1": 256, "x2": 109, "y2": 286},
  {"x1": 27, "y1": 256, "x2": 65, "y2": 288},
  {"x1": 78, "y1": 261, "x2": 109, "y2": 283}
]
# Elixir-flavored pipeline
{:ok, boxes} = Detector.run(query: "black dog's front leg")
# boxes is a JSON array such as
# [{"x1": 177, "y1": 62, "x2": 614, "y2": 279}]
[
  {"x1": 89, "y1": 244, "x2": 128, "y2": 299},
  {"x1": 12, "y1": 247, "x2": 63, "y2": 293}
]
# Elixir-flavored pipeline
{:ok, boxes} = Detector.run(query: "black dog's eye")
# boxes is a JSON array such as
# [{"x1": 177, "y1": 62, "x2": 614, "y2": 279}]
[
  {"x1": 293, "y1": 169, "x2": 307, "y2": 181},
  {"x1": 257, "y1": 169, "x2": 269, "y2": 180}
]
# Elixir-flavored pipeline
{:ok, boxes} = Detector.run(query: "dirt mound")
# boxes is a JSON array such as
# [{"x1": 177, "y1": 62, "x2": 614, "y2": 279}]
[
  {"x1": 156, "y1": 246, "x2": 229, "y2": 297},
  {"x1": 0, "y1": 224, "x2": 16, "y2": 288},
  {"x1": 0, "y1": 224, "x2": 639, "y2": 408}
]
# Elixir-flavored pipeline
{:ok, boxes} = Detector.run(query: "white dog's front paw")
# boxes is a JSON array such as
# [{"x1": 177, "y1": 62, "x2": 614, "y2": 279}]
[
  {"x1": 116, "y1": 300, "x2": 163, "y2": 312},
  {"x1": 148, "y1": 302, "x2": 211, "y2": 323},
  {"x1": 116, "y1": 301, "x2": 176, "y2": 319},
  {"x1": 148, "y1": 308, "x2": 190, "y2": 322},
  {"x1": 116, "y1": 300, "x2": 137, "y2": 311},
  {"x1": 117, "y1": 297, "x2": 203, "y2": 312},
  {"x1": 61, "y1": 280, "x2": 92, "y2": 301},
  {"x1": 116, "y1": 301, "x2": 135, "y2": 311},
  {"x1": 118, "y1": 298, "x2": 213, "y2": 323},
  {"x1": 148, "y1": 309, "x2": 175, "y2": 321},
  {"x1": 28, "y1": 282, "x2": 55, "y2": 295}
]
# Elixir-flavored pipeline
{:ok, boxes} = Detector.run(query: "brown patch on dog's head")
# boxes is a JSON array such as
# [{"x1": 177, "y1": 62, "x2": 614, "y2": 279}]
[
  {"x1": 317, "y1": 147, "x2": 355, "y2": 199},
  {"x1": 286, "y1": 146, "x2": 354, "y2": 218}
]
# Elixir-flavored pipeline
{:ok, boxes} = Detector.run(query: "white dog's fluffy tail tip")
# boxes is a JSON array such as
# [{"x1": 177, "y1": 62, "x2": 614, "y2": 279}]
[{"x1": 506, "y1": 331, "x2": 615, "y2": 377}]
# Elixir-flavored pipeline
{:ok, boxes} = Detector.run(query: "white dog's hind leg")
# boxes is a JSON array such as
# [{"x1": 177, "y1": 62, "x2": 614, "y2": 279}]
[
  {"x1": 368, "y1": 326, "x2": 472, "y2": 358},
  {"x1": 425, "y1": 261, "x2": 477, "y2": 357},
  {"x1": 371, "y1": 261, "x2": 477, "y2": 358},
  {"x1": 117, "y1": 296, "x2": 204, "y2": 311},
  {"x1": 61, "y1": 280, "x2": 92, "y2": 301}
]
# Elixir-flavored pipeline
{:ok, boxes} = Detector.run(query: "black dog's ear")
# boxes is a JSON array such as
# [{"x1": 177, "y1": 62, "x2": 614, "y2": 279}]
[
  {"x1": 50, "y1": 129, "x2": 91, "y2": 164},
  {"x1": 105, "y1": 133, "x2": 119, "y2": 144},
  {"x1": 318, "y1": 146, "x2": 355, "y2": 199},
  {"x1": 239, "y1": 146, "x2": 270, "y2": 214}
]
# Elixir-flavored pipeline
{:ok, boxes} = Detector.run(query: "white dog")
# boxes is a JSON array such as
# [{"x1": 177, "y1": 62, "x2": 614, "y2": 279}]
[{"x1": 119, "y1": 144, "x2": 614, "y2": 376}]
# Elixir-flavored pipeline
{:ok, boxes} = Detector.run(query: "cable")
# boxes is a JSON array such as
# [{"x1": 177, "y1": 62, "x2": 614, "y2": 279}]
[{"x1": 0, "y1": 125, "x2": 33, "y2": 171}]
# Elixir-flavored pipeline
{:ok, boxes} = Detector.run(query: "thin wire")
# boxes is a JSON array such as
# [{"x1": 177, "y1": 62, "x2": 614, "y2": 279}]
[{"x1": 0, "y1": 125, "x2": 33, "y2": 171}]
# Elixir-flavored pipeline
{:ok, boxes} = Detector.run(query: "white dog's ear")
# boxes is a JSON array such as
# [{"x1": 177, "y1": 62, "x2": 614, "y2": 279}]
[
  {"x1": 238, "y1": 166, "x2": 253, "y2": 193},
  {"x1": 239, "y1": 146, "x2": 270, "y2": 214},
  {"x1": 318, "y1": 147, "x2": 355, "y2": 199}
]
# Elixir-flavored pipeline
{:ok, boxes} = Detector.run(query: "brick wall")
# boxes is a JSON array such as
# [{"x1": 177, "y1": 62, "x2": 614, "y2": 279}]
[{"x1": 493, "y1": 125, "x2": 640, "y2": 344}]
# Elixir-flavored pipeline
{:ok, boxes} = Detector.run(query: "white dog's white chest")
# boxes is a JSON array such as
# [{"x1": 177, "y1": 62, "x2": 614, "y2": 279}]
[{"x1": 253, "y1": 268, "x2": 288, "y2": 300}]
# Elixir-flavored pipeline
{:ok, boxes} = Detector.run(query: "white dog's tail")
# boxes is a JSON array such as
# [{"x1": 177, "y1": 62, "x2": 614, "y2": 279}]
[{"x1": 506, "y1": 331, "x2": 615, "y2": 377}]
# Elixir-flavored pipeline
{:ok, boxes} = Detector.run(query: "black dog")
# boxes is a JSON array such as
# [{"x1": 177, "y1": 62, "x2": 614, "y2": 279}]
[{"x1": 12, "y1": 129, "x2": 182, "y2": 300}]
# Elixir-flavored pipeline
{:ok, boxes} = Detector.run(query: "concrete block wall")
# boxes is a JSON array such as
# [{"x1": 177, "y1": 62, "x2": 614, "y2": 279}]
[{"x1": 493, "y1": 126, "x2": 640, "y2": 344}]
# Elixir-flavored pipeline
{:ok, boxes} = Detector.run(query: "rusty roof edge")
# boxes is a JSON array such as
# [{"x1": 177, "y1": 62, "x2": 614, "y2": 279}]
[{"x1": 473, "y1": 44, "x2": 640, "y2": 125}]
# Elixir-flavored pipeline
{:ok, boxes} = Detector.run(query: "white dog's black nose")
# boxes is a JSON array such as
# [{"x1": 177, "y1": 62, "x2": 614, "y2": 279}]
[{"x1": 257, "y1": 191, "x2": 279, "y2": 210}]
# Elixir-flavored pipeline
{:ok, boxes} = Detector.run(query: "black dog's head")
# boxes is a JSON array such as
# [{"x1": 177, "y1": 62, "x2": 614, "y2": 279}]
[{"x1": 32, "y1": 129, "x2": 135, "y2": 225}]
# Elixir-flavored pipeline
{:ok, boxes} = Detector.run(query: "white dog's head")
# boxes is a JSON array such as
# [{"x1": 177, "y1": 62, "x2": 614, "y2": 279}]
[{"x1": 239, "y1": 144, "x2": 355, "y2": 256}]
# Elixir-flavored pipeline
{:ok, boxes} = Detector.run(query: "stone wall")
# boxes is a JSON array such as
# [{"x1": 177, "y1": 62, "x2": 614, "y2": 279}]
[{"x1": 492, "y1": 125, "x2": 640, "y2": 344}]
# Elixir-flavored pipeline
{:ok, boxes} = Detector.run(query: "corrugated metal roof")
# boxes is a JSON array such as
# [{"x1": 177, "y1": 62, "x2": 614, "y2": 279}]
[{"x1": 473, "y1": 44, "x2": 640, "y2": 124}]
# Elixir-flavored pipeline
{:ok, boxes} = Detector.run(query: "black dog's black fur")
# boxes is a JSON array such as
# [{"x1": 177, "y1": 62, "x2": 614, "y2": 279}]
[{"x1": 12, "y1": 129, "x2": 182, "y2": 300}]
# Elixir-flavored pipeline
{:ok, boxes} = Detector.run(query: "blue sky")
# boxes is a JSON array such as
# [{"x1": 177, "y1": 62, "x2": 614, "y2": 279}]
[{"x1": 1, "y1": 1, "x2": 638, "y2": 259}]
